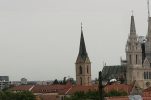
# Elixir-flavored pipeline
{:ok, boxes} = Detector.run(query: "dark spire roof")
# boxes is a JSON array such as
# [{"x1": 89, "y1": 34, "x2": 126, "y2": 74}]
[
  {"x1": 130, "y1": 15, "x2": 136, "y2": 34},
  {"x1": 147, "y1": 17, "x2": 151, "y2": 40},
  {"x1": 77, "y1": 24, "x2": 88, "y2": 61}
]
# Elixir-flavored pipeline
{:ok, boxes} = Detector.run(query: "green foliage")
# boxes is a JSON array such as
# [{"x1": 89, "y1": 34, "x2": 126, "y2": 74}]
[
  {"x1": 64, "y1": 91, "x2": 99, "y2": 100},
  {"x1": 0, "y1": 91, "x2": 35, "y2": 100},
  {"x1": 64, "y1": 90, "x2": 128, "y2": 100},
  {"x1": 105, "y1": 90, "x2": 128, "y2": 97},
  {"x1": 53, "y1": 79, "x2": 59, "y2": 84}
]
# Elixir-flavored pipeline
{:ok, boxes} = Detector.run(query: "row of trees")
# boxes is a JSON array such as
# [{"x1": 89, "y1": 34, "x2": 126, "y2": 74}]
[
  {"x1": 0, "y1": 91, "x2": 35, "y2": 100},
  {"x1": 53, "y1": 77, "x2": 75, "y2": 85},
  {"x1": 64, "y1": 90, "x2": 128, "y2": 100}
]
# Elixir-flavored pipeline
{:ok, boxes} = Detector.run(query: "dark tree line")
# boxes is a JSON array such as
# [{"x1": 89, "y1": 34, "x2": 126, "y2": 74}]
[
  {"x1": 53, "y1": 77, "x2": 75, "y2": 85},
  {"x1": 64, "y1": 90, "x2": 128, "y2": 100},
  {"x1": 0, "y1": 91, "x2": 35, "y2": 100}
]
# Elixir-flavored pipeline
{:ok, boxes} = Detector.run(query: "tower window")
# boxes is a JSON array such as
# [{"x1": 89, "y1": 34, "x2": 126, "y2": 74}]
[
  {"x1": 87, "y1": 66, "x2": 89, "y2": 74},
  {"x1": 129, "y1": 55, "x2": 132, "y2": 64},
  {"x1": 149, "y1": 72, "x2": 151, "y2": 79},
  {"x1": 80, "y1": 77, "x2": 82, "y2": 85},
  {"x1": 144, "y1": 72, "x2": 146, "y2": 79},
  {"x1": 136, "y1": 55, "x2": 138, "y2": 64},
  {"x1": 79, "y1": 66, "x2": 82, "y2": 74},
  {"x1": 147, "y1": 72, "x2": 149, "y2": 79}
]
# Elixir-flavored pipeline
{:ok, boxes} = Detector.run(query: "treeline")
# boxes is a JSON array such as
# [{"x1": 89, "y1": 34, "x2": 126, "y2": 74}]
[
  {"x1": 0, "y1": 91, "x2": 35, "y2": 100},
  {"x1": 65, "y1": 90, "x2": 128, "y2": 100},
  {"x1": 53, "y1": 77, "x2": 75, "y2": 85}
]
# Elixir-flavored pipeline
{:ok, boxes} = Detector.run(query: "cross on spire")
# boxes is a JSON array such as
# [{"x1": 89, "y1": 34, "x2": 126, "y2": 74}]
[
  {"x1": 131, "y1": 10, "x2": 134, "y2": 16},
  {"x1": 81, "y1": 22, "x2": 83, "y2": 30},
  {"x1": 148, "y1": 0, "x2": 150, "y2": 18}
]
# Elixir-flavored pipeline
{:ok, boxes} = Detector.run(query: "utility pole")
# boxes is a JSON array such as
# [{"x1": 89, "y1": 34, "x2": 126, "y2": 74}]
[{"x1": 99, "y1": 71, "x2": 104, "y2": 100}]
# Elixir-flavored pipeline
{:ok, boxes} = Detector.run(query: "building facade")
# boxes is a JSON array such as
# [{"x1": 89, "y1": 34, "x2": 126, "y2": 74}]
[
  {"x1": 0, "y1": 76, "x2": 11, "y2": 90},
  {"x1": 75, "y1": 25, "x2": 91, "y2": 86},
  {"x1": 102, "y1": 15, "x2": 151, "y2": 89},
  {"x1": 126, "y1": 15, "x2": 151, "y2": 89}
]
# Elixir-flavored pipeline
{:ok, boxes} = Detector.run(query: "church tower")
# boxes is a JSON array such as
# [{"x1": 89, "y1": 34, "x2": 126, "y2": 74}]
[
  {"x1": 75, "y1": 24, "x2": 91, "y2": 86},
  {"x1": 145, "y1": 16, "x2": 151, "y2": 57},
  {"x1": 126, "y1": 15, "x2": 143, "y2": 86}
]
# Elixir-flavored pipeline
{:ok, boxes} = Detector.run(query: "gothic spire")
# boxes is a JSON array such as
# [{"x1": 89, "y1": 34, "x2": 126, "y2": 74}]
[
  {"x1": 130, "y1": 15, "x2": 136, "y2": 35},
  {"x1": 77, "y1": 23, "x2": 88, "y2": 61},
  {"x1": 147, "y1": 17, "x2": 151, "y2": 39},
  {"x1": 147, "y1": 0, "x2": 151, "y2": 41}
]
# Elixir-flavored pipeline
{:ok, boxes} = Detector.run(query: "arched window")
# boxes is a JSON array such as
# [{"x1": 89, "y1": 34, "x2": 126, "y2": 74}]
[
  {"x1": 80, "y1": 77, "x2": 82, "y2": 85},
  {"x1": 61, "y1": 96, "x2": 64, "y2": 100},
  {"x1": 129, "y1": 55, "x2": 132, "y2": 64},
  {"x1": 149, "y1": 72, "x2": 151, "y2": 79},
  {"x1": 147, "y1": 72, "x2": 149, "y2": 79},
  {"x1": 87, "y1": 66, "x2": 89, "y2": 74},
  {"x1": 144, "y1": 72, "x2": 146, "y2": 79},
  {"x1": 136, "y1": 55, "x2": 138, "y2": 64},
  {"x1": 79, "y1": 66, "x2": 82, "y2": 74}
]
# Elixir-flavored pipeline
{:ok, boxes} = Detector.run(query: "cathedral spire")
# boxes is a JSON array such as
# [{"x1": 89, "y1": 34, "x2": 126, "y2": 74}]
[
  {"x1": 147, "y1": 0, "x2": 151, "y2": 40},
  {"x1": 130, "y1": 15, "x2": 136, "y2": 35},
  {"x1": 78, "y1": 23, "x2": 88, "y2": 61}
]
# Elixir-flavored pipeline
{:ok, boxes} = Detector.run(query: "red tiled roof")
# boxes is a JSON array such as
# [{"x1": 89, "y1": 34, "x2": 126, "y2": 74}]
[
  {"x1": 144, "y1": 87, "x2": 151, "y2": 92},
  {"x1": 32, "y1": 84, "x2": 71, "y2": 94},
  {"x1": 143, "y1": 87, "x2": 151, "y2": 97},
  {"x1": 66, "y1": 85, "x2": 98, "y2": 95},
  {"x1": 11, "y1": 85, "x2": 33, "y2": 91},
  {"x1": 104, "y1": 83, "x2": 133, "y2": 94}
]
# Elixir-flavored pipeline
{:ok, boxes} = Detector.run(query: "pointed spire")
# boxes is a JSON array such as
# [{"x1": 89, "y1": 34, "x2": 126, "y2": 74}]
[
  {"x1": 78, "y1": 23, "x2": 88, "y2": 60},
  {"x1": 147, "y1": 17, "x2": 151, "y2": 41},
  {"x1": 130, "y1": 15, "x2": 136, "y2": 34},
  {"x1": 147, "y1": 0, "x2": 151, "y2": 40},
  {"x1": 148, "y1": 0, "x2": 150, "y2": 18}
]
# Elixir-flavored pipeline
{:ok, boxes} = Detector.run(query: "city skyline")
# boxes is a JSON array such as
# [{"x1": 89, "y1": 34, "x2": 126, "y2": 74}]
[{"x1": 0, "y1": 0, "x2": 149, "y2": 81}]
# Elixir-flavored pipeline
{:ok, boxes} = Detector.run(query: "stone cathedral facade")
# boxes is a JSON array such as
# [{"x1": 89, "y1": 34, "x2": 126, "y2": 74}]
[
  {"x1": 102, "y1": 15, "x2": 151, "y2": 89},
  {"x1": 126, "y1": 15, "x2": 151, "y2": 89},
  {"x1": 75, "y1": 26, "x2": 91, "y2": 86}
]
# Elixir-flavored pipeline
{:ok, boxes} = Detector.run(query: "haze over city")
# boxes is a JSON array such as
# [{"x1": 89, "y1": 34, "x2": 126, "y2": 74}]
[{"x1": 0, "y1": 0, "x2": 149, "y2": 81}]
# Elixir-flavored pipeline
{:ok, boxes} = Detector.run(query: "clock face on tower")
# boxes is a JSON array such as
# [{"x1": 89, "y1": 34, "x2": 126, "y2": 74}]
[{"x1": 146, "y1": 82, "x2": 151, "y2": 87}]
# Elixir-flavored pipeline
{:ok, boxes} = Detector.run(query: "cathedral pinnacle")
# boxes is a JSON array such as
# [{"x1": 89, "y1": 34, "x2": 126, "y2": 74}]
[
  {"x1": 147, "y1": 0, "x2": 151, "y2": 40},
  {"x1": 130, "y1": 15, "x2": 136, "y2": 34}
]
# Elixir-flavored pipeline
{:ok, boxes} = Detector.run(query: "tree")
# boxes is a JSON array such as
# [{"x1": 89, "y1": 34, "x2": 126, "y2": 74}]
[
  {"x1": 0, "y1": 91, "x2": 36, "y2": 100},
  {"x1": 53, "y1": 79, "x2": 59, "y2": 84},
  {"x1": 105, "y1": 90, "x2": 128, "y2": 97},
  {"x1": 64, "y1": 91, "x2": 99, "y2": 100},
  {"x1": 63, "y1": 77, "x2": 67, "y2": 84}
]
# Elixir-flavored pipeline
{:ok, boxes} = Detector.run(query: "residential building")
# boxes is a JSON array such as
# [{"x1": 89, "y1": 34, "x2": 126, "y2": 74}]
[{"x1": 0, "y1": 76, "x2": 11, "y2": 90}]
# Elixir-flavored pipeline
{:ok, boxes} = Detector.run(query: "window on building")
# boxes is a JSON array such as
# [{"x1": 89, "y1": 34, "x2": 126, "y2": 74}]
[
  {"x1": 149, "y1": 72, "x2": 151, "y2": 79},
  {"x1": 79, "y1": 66, "x2": 82, "y2": 74},
  {"x1": 61, "y1": 96, "x2": 64, "y2": 100},
  {"x1": 147, "y1": 72, "x2": 149, "y2": 79},
  {"x1": 87, "y1": 66, "x2": 89, "y2": 74},
  {"x1": 129, "y1": 55, "x2": 132, "y2": 64},
  {"x1": 80, "y1": 77, "x2": 82, "y2": 85},
  {"x1": 136, "y1": 55, "x2": 138, "y2": 64},
  {"x1": 144, "y1": 72, "x2": 146, "y2": 79}
]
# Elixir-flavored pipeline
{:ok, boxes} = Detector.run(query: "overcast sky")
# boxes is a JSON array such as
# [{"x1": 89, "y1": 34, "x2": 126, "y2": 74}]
[{"x1": 0, "y1": 0, "x2": 149, "y2": 81}]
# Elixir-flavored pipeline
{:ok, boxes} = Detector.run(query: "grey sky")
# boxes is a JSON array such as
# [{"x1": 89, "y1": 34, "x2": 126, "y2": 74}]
[{"x1": 0, "y1": 0, "x2": 149, "y2": 81}]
